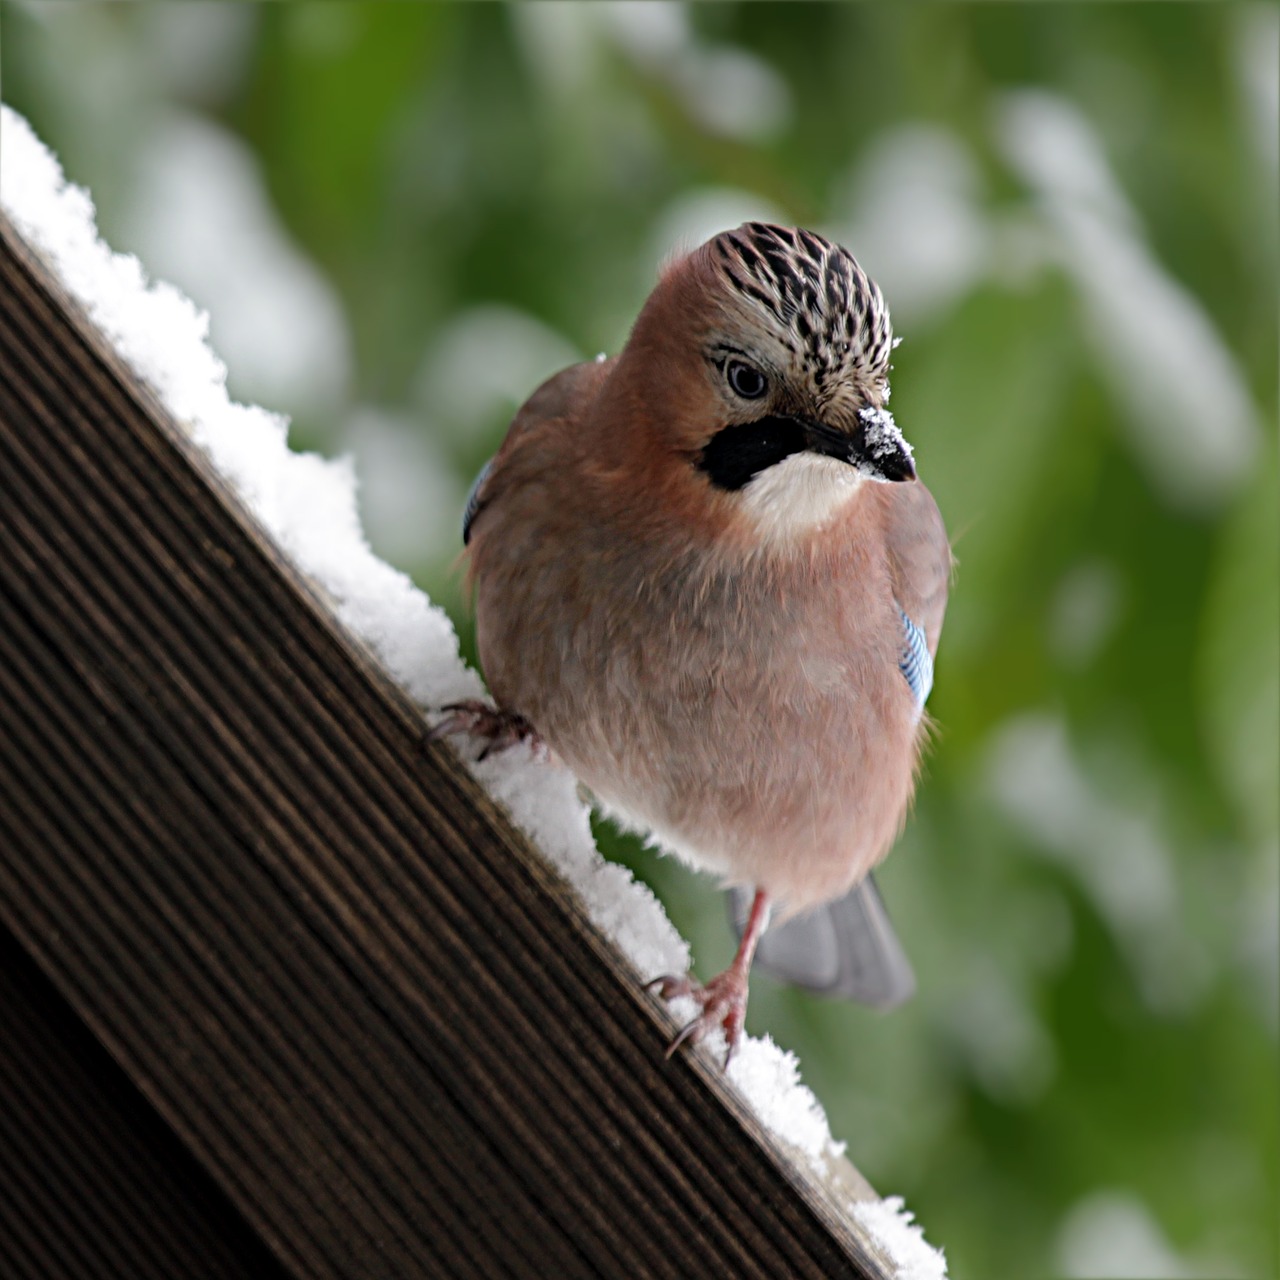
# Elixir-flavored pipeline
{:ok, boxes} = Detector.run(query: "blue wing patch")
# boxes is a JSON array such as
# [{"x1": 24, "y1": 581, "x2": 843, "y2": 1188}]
[
  {"x1": 898, "y1": 608, "x2": 933, "y2": 713},
  {"x1": 462, "y1": 457, "x2": 493, "y2": 546}
]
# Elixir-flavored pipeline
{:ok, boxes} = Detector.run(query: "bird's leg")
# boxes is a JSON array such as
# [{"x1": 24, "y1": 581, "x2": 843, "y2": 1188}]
[
  {"x1": 428, "y1": 700, "x2": 546, "y2": 761},
  {"x1": 647, "y1": 888, "x2": 772, "y2": 1070}
]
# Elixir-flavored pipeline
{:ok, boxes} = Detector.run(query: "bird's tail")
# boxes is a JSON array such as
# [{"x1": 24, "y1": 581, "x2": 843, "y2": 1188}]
[{"x1": 727, "y1": 875, "x2": 916, "y2": 1008}]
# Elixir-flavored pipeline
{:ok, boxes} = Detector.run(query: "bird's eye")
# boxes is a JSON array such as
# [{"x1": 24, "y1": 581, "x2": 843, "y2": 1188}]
[{"x1": 726, "y1": 360, "x2": 768, "y2": 400}]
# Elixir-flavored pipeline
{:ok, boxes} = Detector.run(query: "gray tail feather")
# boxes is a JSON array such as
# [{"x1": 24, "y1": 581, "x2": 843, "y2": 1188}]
[{"x1": 727, "y1": 875, "x2": 916, "y2": 1008}]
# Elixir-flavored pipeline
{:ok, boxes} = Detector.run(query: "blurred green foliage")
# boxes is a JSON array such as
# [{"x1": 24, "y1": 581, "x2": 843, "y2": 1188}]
[{"x1": 5, "y1": 4, "x2": 1276, "y2": 1276}]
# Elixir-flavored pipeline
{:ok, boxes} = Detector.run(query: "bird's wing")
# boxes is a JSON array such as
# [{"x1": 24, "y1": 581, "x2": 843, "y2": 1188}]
[
  {"x1": 462, "y1": 359, "x2": 612, "y2": 545},
  {"x1": 727, "y1": 877, "x2": 916, "y2": 1007},
  {"x1": 882, "y1": 478, "x2": 951, "y2": 659}
]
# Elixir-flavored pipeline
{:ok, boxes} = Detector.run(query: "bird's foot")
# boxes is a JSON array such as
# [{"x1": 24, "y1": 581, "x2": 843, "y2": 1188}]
[
  {"x1": 646, "y1": 967, "x2": 750, "y2": 1070},
  {"x1": 428, "y1": 700, "x2": 546, "y2": 762}
]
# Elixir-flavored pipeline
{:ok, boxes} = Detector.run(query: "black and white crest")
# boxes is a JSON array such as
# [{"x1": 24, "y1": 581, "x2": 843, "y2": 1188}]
[{"x1": 713, "y1": 223, "x2": 894, "y2": 390}]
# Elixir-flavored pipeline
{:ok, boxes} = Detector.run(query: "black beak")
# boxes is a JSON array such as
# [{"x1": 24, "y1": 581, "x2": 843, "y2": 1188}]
[{"x1": 803, "y1": 410, "x2": 916, "y2": 483}]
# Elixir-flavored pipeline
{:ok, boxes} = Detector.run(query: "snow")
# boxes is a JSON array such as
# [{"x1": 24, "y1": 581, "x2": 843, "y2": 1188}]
[
  {"x1": 859, "y1": 404, "x2": 914, "y2": 461},
  {"x1": 0, "y1": 103, "x2": 946, "y2": 1279},
  {"x1": 1053, "y1": 1189, "x2": 1202, "y2": 1278},
  {"x1": 983, "y1": 714, "x2": 1211, "y2": 1017},
  {"x1": 121, "y1": 110, "x2": 351, "y2": 418},
  {"x1": 838, "y1": 125, "x2": 989, "y2": 325},
  {"x1": 412, "y1": 303, "x2": 581, "y2": 450},
  {"x1": 994, "y1": 91, "x2": 1259, "y2": 512},
  {"x1": 854, "y1": 1197, "x2": 951, "y2": 1280},
  {"x1": 513, "y1": 3, "x2": 791, "y2": 142}
]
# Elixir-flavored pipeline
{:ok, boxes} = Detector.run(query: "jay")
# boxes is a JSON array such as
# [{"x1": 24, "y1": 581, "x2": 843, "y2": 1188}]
[{"x1": 436, "y1": 223, "x2": 950, "y2": 1066}]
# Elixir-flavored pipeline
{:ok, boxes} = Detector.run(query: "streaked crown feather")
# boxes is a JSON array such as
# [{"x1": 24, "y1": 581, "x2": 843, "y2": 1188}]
[{"x1": 711, "y1": 222, "x2": 894, "y2": 394}]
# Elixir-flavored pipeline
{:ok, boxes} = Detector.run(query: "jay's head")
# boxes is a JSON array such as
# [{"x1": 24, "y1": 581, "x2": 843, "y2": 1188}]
[{"x1": 610, "y1": 223, "x2": 916, "y2": 543}]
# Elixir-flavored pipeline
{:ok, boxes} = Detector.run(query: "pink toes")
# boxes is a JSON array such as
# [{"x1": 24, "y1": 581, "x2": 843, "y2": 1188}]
[{"x1": 646, "y1": 968, "x2": 750, "y2": 1070}]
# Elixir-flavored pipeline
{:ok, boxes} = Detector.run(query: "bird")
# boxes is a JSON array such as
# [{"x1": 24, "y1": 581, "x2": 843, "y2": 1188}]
[{"x1": 433, "y1": 222, "x2": 950, "y2": 1067}]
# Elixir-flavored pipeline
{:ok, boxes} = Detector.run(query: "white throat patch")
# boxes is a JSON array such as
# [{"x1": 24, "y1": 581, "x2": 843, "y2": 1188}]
[{"x1": 739, "y1": 452, "x2": 863, "y2": 543}]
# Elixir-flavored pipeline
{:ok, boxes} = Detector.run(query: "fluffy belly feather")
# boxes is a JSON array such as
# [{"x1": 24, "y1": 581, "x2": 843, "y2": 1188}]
[{"x1": 476, "y1": 538, "x2": 921, "y2": 914}]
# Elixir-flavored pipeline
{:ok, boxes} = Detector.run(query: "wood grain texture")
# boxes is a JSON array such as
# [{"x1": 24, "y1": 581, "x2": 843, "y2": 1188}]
[
  {"x1": 0, "y1": 927, "x2": 290, "y2": 1280},
  {"x1": 0, "y1": 214, "x2": 894, "y2": 1280}
]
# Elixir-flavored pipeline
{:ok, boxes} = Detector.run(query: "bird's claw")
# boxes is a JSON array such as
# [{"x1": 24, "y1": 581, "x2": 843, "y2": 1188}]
[
  {"x1": 646, "y1": 968, "x2": 749, "y2": 1070},
  {"x1": 644, "y1": 973, "x2": 695, "y2": 1000},
  {"x1": 428, "y1": 700, "x2": 546, "y2": 761}
]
